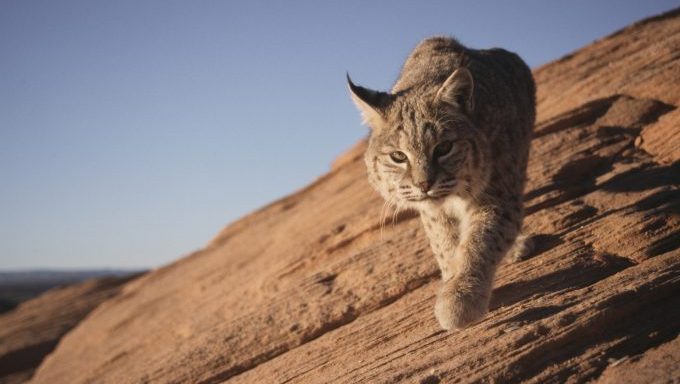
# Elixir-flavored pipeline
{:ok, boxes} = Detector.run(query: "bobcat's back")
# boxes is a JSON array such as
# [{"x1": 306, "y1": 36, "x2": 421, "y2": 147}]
[{"x1": 394, "y1": 37, "x2": 535, "y2": 145}]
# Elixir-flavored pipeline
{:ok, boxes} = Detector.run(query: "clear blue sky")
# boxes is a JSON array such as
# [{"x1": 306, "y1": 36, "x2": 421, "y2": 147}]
[{"x1": 1, "y1": 1, "x2": 676, "y2": 270}]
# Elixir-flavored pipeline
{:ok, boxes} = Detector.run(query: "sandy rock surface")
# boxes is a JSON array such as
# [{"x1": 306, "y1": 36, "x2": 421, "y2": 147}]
[{"x1": 28, "y1": 9, "x2": 680, "y2": 384}]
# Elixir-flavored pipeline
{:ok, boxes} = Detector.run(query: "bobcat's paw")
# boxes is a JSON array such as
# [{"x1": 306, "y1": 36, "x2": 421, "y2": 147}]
[
  {"x1": 509, "y1": 233, "x2": 534, "y2": 262},
  {"x1": 434, "y1": 278, "x2": 489, "y2": 330}
]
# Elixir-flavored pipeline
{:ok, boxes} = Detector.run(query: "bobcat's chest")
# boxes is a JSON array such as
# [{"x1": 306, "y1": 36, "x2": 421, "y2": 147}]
[{"x1": 443, "y1": 195, "x2": 471, "y2": 230}]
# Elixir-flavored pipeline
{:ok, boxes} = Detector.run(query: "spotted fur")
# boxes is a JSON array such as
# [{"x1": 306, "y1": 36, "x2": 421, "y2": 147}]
[{"x1": 348, "y1": 37, "x2": 535, "y2": 330}]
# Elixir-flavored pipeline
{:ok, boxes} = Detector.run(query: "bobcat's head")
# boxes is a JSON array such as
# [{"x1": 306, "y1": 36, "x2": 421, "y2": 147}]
[{"x1": 348, "y1": 69, "x2": 487, "y2": 208}]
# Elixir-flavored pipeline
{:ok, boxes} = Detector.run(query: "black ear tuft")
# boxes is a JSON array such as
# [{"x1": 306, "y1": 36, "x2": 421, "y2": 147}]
[
  {"x1": 346, "y1": 73, "x2": 392, "y2": 111},
  {"x1": 346, "y1": 73, "x2": 393, "y2": 128}
]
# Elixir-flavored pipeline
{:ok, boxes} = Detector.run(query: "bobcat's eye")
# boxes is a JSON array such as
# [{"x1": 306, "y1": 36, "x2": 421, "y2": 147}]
[
  {"x1": 389, "y1": 151, "x2": 407, "y2": 163},
  {"x1": 433, "y1": 141, "x2": 454, "y2": 158}
]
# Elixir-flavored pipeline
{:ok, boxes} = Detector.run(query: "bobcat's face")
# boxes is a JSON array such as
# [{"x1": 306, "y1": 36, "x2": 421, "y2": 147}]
[{"x1": 364, "y1": 106, "x2": 481, "y2": 208}]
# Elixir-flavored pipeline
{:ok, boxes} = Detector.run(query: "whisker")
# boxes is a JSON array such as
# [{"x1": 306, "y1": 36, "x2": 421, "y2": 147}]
[
  {"x1": 391, "y1": 202, "x2": 401, "y2": 227},
  {"x1": 379, "y1": 196, "x2": 393, "y2": 239}
]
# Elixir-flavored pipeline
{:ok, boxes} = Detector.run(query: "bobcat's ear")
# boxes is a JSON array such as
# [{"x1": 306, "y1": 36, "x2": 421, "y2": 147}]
[
  {"x1": 435, "y1": 68, "x2": 474, "y2": 113},
  {"x1": 347, "y1": 73, "x2": 392, "y2": 130}
]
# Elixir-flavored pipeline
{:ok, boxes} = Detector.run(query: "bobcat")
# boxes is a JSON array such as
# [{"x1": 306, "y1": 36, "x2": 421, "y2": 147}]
[{"x1": 348, "y1": 37, "x2": 535, "y2": 330}]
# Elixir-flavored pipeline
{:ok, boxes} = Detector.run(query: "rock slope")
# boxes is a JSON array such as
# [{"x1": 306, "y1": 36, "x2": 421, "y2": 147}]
[{"x1": 30, "y1": 9, "x2": 680, "y2": 384}]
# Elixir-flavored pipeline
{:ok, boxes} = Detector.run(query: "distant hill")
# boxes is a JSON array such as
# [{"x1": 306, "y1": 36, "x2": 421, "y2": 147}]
[
  {"x1": 0, "y1": 273, "x2": 142, "y2": 383},
  {"x1": 0, "y1": 269, "x2": 143, "y2": 313}
]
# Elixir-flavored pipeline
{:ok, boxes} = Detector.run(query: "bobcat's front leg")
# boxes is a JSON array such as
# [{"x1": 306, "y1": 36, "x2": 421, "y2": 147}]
[
  {"x1": 420, "y1": 211, "x2": 459, "y2": 281},
  {"x1": 434, "y1": 206, "x2": 521, "y2": 330}
]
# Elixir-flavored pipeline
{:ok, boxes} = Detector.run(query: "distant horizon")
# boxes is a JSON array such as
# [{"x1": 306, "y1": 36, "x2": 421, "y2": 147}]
[
  {"x1": 0, "y1": 267, "x2": 146, "y2": 273},
  {"x1": 2, "y1": 1, "x2": 677, "y2": 270}
]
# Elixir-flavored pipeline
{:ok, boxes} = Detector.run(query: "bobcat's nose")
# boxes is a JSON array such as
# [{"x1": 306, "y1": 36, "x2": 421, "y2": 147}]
[{"x1": 417, "y1": 180, "x2": 432, "y2": 193}]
